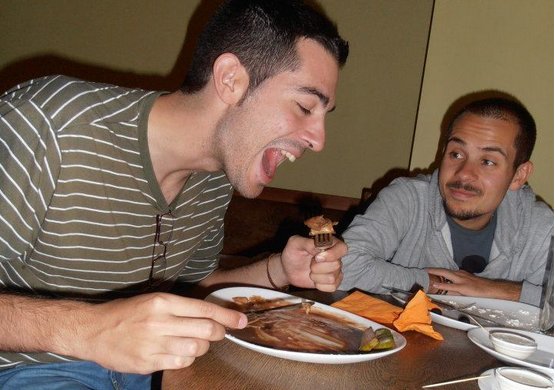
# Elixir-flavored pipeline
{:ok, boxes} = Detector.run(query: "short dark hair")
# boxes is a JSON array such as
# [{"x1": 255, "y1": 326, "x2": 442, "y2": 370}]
[
  {"x1": 181, "y1": 0, "x2": 349, "y2": 95},
  {"x1": 447, "y1": 97, "x2": 536, "y2": 169}
]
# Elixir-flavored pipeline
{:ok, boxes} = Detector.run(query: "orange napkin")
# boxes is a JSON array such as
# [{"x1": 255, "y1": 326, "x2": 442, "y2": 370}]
[
  {"x1": 332, "y1": 290, "x2": 443, "y2": 340},
  {"x1": 332, "y1": 290, "x2": 402, "y2": 324},
  {"x1": 393, "y1": 290, "x2": 443, "y2": 340}
]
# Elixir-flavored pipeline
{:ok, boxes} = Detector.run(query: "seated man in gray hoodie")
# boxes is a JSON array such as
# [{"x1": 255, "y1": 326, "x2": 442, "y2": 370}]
[{"x1": 339, "y1": 96, "x2": 553, "y2": 306}]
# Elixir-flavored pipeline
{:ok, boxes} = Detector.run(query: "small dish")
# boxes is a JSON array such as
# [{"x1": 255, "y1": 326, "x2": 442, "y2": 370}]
[
  {"x1": 490, "y1": 330, "x2": 538, "y2": 359},
  {"x1": 468, "y1": 327, "x2": 554, "y2": 377},
  {"x1": 495, "y1": 367, "x2": 553, "y2": 390}
]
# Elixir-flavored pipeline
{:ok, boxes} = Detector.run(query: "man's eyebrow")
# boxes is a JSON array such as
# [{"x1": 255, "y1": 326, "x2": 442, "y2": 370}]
[
  {"x1": 447, "y1": 136, "x2": 465, "y2": 146},
  {"x1": 447, "y1": 136, "x2": 508, "y2": 158},
  {"x1": 297, "y1": 86, "x2": 335, "y2": 111},
  {"x1": 482, "y1": 146, "x2": 508, "y2": 159}
]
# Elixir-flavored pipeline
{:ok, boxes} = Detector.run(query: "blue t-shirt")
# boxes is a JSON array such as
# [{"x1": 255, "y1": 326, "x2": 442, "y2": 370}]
[{"x1": 447, "y1": 212, "x2": 497, "y2": 272}]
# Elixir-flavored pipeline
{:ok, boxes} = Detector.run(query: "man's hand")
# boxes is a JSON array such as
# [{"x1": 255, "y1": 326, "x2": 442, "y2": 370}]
[
  {"x1": 426, "y1": 268, "x2": 522, "y2": 301},
  {"x1": 70, "y1": 293, "x2": 247, "y2": 374},
  {"x1": 280, "y1": 235, "x2": 347, "y2": 292}
]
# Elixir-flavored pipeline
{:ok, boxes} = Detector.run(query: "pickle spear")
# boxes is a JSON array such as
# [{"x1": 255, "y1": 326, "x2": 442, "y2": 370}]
[
  {"x1": 374, "y1": 328, "x2": 395, "y2": 350},
  {"x1": 359, "y1": 327, "x2": 395, "y2": 352},
  {"x1": 359, "y1": 327, "x2": 378, "y2": 351}
]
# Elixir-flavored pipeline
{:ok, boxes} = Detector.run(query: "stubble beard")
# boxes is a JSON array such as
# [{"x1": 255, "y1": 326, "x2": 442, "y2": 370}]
[
  {"x1": 215, "y1": 122, "x2": 262, "y2": 200},
  {"x1": 441, "y1": 180, "x2": 486, "y2": 221},
  {"x1": 443, "y1": 200, "x2": 486, "y2": 221}
]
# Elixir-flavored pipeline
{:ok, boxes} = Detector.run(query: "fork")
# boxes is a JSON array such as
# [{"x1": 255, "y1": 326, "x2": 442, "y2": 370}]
[{"x1": 313, "y1": 232, "x2": 333, "y2": 249}]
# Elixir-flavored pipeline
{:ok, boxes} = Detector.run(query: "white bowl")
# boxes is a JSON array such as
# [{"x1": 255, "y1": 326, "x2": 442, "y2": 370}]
[
  {"x1": 489, "y1": 330, "x2": 538, "y2": 359},
  {"x1": 495, "y1": 367, "x2": 553, "y2": 390}
]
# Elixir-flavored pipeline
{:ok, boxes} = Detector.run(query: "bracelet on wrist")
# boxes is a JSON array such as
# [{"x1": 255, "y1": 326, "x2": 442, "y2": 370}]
[{"x1": 266, "y1": 253, "x2": 289, "y2": 292}]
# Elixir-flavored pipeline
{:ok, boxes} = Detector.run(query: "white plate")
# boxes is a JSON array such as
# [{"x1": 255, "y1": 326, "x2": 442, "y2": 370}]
[
  {"x1": 391, "y1": 293, "x2": 540, "y2": 332},
  {"x1": 478, "y1": 369, "x2": 497, "y2": 390},
  {"x1": 206, "y1": 287, "x2": 406, "y2": 364},
  {"x1": 478, "y1": 368, "x2": 555, "y2": 390},
  {"x1": 468, "y1": 327, "x2": 554, "y2": 378}
]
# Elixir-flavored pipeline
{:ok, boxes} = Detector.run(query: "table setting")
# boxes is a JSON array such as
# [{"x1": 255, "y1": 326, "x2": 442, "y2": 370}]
[
  {"x1": 162, "y1": 280, "x2": 554, "y2": 390},
  {"x1": 162, "y1": 226, "x2": 554, "y2": 389}
]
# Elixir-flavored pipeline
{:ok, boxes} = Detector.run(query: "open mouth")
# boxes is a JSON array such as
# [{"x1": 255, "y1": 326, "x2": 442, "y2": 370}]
[
  {"x1": 280, "y1": 149, "x2": 296, "y2": 163},
  {"x1": 261, "y1": 148, "x2": 299, "y2": 181}
]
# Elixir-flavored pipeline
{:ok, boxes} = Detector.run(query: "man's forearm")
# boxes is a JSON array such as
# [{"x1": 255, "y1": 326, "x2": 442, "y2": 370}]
[
  {"x1": 427, "y1": 269, "x2": 524, "y2": 301},
  {"x1": 0, "y1": 293, "x2": 91, "y2": 356},
  {"x1": 201, "y1": 254, "x2": 286, "y2": 289},
  {"x1": 491, "y1": 280, "x2": 522, "y2": 301}
]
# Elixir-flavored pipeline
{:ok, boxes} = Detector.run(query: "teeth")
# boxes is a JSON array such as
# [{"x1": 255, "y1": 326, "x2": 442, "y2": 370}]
[{"x1": 280, "y1": 150, "x2": 296, "y2": 162}]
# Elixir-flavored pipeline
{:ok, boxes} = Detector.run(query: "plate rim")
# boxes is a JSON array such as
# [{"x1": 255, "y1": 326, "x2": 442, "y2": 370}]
[
  {"x1": 391, "y1": 293, "x2": 540, "y2": 332},
  {"x1": 206, "y1": 286, "x2": 407, "y2": 364},
  {"x1": 467, "y1": 327, "x2": 554, "y2": 377}
]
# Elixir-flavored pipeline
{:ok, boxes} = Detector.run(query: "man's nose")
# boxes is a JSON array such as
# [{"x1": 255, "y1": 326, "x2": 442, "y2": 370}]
[
  {"x1": 456, "y1": 160, "x2": 478, "y2": 180},
  {"x1": 302, "y1": 120, "x2": 326, "y2": 152}
]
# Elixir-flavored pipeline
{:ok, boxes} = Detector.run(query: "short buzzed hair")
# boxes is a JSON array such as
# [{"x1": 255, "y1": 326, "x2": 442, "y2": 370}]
[{"x1": 181, "y1": 0, "x2": 349, "y2": 95}]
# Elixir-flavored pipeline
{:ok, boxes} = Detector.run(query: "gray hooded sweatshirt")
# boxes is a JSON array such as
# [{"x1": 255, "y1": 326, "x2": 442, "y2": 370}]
[{"x1": 340, "y1": 170, "x2": 553, "y2": 306}]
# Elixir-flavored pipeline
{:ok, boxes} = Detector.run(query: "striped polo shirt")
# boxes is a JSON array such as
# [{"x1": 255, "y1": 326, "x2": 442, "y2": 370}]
[{"x1": 0, "y1": 75, "x2": 233, "y2": 367}]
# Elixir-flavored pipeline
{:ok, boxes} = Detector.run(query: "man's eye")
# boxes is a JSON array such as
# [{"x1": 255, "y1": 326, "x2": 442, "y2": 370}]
[
  {"x1": 483, "y1": 159, "x2": 495, "y2": 166},
  {"x1": 297, "y1": 103, "x2": 311, "y2": 115},
  {"x1": 449, "y1": 151, "x2": 462, "y2": 159}
]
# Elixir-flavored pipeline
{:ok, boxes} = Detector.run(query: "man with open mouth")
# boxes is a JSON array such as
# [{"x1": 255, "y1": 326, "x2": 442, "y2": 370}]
[{"x1": 0, "y1": 0, "x2": 349, "y2": 388}]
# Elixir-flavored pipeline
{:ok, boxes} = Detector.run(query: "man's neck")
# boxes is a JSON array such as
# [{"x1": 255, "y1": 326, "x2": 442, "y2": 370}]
[{"x1": 147, "y1": 91, "x2": 223, "y2": 189}]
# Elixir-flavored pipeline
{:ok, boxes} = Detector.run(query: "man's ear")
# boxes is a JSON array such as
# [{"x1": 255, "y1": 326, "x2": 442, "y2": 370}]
[
  {"x1": 509, "y1": 161, "x2": 534, "y2": 190},
  {"x1": 212, "y1": 53, "x2": 249, "y2": 105}
]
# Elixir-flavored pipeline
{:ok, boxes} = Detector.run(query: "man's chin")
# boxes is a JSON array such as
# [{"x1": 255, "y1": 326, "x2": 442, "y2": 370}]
[
  {"x1": 444, "y1": 202, "x2": 483, "y2": 221},
  {"x1": 234, "y1": 182, "x2": 265, "y2": 199}
]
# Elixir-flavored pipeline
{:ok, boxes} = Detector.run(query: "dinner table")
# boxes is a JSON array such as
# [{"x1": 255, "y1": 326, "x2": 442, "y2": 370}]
[{"x1": 161, "y1": 288, "x2": 506, "y2": 390}]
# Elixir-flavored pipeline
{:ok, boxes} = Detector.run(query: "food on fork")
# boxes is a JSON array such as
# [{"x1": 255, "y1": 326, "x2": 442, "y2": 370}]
[
  {"x1": 304, "y1": 215, "x2": 337, "y2": 236},
  {"x1": 304, "y1": 215, "x2": 337, "y2": 249}
]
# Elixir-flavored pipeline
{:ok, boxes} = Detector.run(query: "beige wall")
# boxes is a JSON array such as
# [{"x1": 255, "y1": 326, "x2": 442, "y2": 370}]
[
  {"x1": 411, "y1": 0, "x2": 554, "y2": 207},
  {"x1": 0, "y1": 0, "x2": 433, "y2": 201},
  {"x1": 0, "y1": 1, "x2": 201, "y2": 92},
  {"x1": 1, "y1": 1, "x2": 551, "y2": 206},
  {"x1": 0, "y1": 2, "x2": 191, "y2": 75},
  {"x1": 271, "y1": 0, "x2": 433, "y2": 199}
]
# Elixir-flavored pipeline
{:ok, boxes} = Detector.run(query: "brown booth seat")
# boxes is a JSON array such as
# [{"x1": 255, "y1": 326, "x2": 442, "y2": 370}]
[{"x1": 220, "y1": 187, "x2": 368, "y2": 268}]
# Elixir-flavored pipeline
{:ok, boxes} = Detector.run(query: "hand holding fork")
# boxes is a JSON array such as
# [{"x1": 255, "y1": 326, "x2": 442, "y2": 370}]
[{"x1": 276, "y1": 217, "x2": 345, "y2": 292}]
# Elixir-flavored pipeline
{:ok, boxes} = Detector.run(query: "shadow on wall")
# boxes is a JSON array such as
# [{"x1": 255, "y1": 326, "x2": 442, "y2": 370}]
[{"x1": 0, "y1": 0, "x2": 223, "y2": 93}]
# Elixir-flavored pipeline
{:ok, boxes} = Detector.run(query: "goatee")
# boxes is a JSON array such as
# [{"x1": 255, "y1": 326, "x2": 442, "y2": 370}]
[{"x1": 443, "y1": 200, "x2": 485, "y2": 221}]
